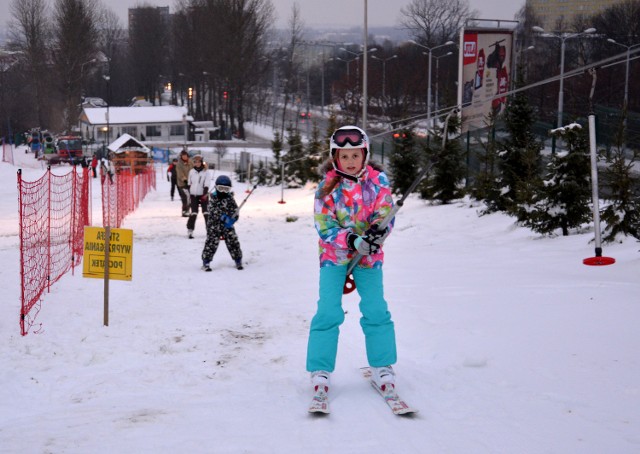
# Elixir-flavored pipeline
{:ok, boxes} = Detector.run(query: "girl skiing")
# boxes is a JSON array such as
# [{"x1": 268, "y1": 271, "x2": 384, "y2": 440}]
[
  {"x1": 201, "y1": 175, "x2": 244, "y2": 271},
  {"x1": 307, "y1": 125, "x2": 397, "y2": 408}
]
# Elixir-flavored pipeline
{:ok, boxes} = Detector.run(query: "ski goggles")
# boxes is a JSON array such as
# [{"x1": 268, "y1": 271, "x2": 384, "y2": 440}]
[
  {"x1": 332, "y1": 129, "x2": 366, "y2": 148},
  {"x1": 216, "y1": 185, "x2": 232, "y2": 193}
]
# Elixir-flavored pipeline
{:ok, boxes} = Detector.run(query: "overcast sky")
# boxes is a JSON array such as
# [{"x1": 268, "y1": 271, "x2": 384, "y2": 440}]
[{"x1": 1, "y1": 0, "x2": 523, "y2": 32}]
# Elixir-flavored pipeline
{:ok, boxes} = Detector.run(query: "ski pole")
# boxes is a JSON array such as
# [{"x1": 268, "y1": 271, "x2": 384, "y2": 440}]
[
  {"x1": 343, "y1": 107, "x2": 458, "y2": 294},
  {"x1": 235, "y1": 181, "x2": 258, "y2": 216}
]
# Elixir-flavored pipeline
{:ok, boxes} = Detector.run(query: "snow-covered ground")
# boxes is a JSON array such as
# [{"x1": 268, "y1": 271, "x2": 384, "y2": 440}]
[{"x1": 1, "y1": 135, "x2": 639, "y2": 453}]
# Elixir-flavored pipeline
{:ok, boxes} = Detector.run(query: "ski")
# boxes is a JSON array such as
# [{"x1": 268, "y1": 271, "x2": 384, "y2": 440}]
[
  {"x1": 361, "y1": 367, "x2": 418, "y2": 415},
  {"x1": 308, "y1": 384, "x2": 330, "y2": 414}
]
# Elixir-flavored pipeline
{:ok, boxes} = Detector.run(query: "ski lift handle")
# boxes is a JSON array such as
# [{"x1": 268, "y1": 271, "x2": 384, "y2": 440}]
[
  {"x1": 345, "y1": 203, "x2": 400, "y2": 276},
  {"x1": 345, "y1": 162, "x2": 428, "y2": 276}
]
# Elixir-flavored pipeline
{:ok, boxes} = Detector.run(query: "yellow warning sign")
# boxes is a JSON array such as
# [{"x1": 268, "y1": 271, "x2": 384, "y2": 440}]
[{"x1": 83, "y1": 227, "x2": 133, "y2": 281}]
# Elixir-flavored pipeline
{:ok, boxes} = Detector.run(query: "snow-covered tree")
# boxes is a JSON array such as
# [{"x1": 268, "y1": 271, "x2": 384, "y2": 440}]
[
  {"x1": 523, "y1": 123, "x2": 592, "y2": 236},
  {"x1": 600, "y1": 120, "x2": 640, "y2": 242},
  {"x1": 496, "y1": 80, "x2": 544, "y2": 219}
]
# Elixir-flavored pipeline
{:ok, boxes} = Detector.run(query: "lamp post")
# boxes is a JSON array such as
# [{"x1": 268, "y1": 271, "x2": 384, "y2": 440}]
[
  {"x1": 512, "y1": 45, "x2": 534, "y2": 89},
  {"x1": 409, "y1": 40, "x2": 455, "y2": 127},
  {"x1": 370, "y1": 54, "x2": 398, "y2": 100},
  {"x1": 363, "y1": 0, "x2": 369, "y2": 129},
  {"x1": 340, "y1": 46, "x2": 377, "y2": 128},
  {"x1": 533, "y1": 26, "x2": 596, "y2": 128},
  {"x1": 606, "y1": 39, "x2": 640, "y2": 114},
  {"x1": 320, "y1": 55, "x2": 326, "y2": 116},
  {"x1": 432, "y1": 51, "x2": 453, "y2": 117},
  {"x1": 102, "y1": 75, "x2": 110, "y2": 146},
  {"x1": 339, "y1": 47, "x2": 378, "y2": 89}
]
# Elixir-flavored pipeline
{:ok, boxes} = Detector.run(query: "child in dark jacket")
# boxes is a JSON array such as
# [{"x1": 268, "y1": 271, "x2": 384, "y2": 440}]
[{"x1": 201, "y1": 175, "x2": 243, "y2": 271}]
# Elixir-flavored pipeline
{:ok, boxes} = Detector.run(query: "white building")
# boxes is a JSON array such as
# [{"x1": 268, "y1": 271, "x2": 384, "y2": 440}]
[{"x1": 79, "y1": 105, "x2": 193, "y2": 144}]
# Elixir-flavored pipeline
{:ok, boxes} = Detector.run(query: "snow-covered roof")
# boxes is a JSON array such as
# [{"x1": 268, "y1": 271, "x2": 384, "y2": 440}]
[
  {"x1": 108, "y1": 133, "x2": 150, "y2": 154},
  {"x1": 82, "y1": 106, "x2": 192, "y2": 126}
]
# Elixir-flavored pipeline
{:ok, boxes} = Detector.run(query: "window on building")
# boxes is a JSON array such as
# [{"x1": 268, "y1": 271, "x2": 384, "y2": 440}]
[
  {"x1": 170, "y1": 124, "x2": 185, "y2": 136},
  {"x1": 146, "y1": 125, "x2": 161, "y2": 137},
  {"x1": 122, "y1": 126, "x2": 137, "y2": 137}
]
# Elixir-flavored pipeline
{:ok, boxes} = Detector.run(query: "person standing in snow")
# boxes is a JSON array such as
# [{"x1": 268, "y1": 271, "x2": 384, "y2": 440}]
[
  {"x1": 176, "y1": 149, "x2": 193, "y2": 217},
  {"x1": 201, "y1": 175, "x2": 244, "y2": 271},
  {"x1": 91, "y1": 154, "x2": 98, "y2": 178},
  {"x1": 186, "y1": 155, "x2": 209, "y2": 239},
  {"x1": 167, "y1": 158, "x2": 178, "y2": 200},
  {"x1": 306, "y1": 125, "x2": 397, "y2": 398}
]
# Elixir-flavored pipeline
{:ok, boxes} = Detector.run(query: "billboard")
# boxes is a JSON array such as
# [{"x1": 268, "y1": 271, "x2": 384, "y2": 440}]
[{"x1": 458, "y1": 28, "x2": 514, "y2": 133}]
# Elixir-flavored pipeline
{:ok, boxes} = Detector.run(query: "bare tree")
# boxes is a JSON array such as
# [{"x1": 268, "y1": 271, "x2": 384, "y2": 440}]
[
  {"x1": 400, "y1": 0, "x2": 476, "y2": 46},
  {"x1": 128, "y1": 5, "x2": 170, "y2": 105},
  {"x1": 9, "y1": 0, "x2": 50, "y2": 128},
  {"x1": 94, "y1": 6, "x2": 128, "y2": 106},
  {"x1": 279, "y1": 3, "x2": 304, "y2": 138},
  {"x1": 223, "y1": 0, "x2": 274, "y2": 139},
  {"x1": 51, "y1": 0, "x2": 100, "y2": 131}
]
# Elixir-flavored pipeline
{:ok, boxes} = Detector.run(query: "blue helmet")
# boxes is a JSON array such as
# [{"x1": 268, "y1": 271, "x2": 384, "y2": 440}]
[{"x1": 215, "y1": 175, "x2": 232, "y2": 186}]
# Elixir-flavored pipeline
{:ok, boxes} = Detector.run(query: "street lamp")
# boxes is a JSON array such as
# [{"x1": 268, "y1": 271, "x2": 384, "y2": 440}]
[
  {"x1": 102, "y1": 75, "x2": 110, "y2": 146},
  {"x1": 533, "y1": 26, "x2": 596, "y2": 127},
  {"x1": 370, "y1": 54, "x2": 398, "y2": 100},
  {"x1": 339, "y1": 47, "x2": 378, "y2": 87},
  {"x1": 432, "y1": 51, "x2": 453, "y2": 117},
  {"x1": 338, "y1": 46, "x2": 377, "y2": 127},
  {"x1": 330, "y1": 56, "x2": 356, "y2": 79},
  {"x1": 606, "y1": 39, "x2": 640, "y2": 115},
  {"x1": 409, "y1": 40, "x2": 455, "y2": 127},
  {"x1": 512, "y1": 45, "x2": 535, "y2": 89}
]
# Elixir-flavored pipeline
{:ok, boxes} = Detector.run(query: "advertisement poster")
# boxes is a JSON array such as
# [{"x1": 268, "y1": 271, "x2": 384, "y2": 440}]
[{"x1": 458, "y1": 29, "x2": 513, "y2": 133}]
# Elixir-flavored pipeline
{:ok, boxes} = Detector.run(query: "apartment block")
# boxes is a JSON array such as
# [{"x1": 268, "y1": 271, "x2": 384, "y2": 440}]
[{"x1": 528, "y1": 0, "x2": 621, "y2": 29}]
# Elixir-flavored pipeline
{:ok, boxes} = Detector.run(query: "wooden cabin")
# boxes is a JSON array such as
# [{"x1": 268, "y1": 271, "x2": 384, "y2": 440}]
[{"x1": 107, "y1": 134, "x2": 153, "y2": 174}]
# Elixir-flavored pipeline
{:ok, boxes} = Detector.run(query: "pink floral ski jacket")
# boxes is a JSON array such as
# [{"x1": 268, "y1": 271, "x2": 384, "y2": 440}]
[{"x1": 314, "y1": 164, "x2": 394, "y2": 268}]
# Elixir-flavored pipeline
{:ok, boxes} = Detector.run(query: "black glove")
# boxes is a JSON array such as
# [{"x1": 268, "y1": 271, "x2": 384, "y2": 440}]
[
  {"x1": 365, "y1": 224, "x2": 390, "y2": 247},
  {"x1": 347, "y1": 233, "x2": 380, "y2": 255}
]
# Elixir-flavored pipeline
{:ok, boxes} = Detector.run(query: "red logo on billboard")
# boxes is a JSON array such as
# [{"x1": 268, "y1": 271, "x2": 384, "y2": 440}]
[{"x1": 463, "y1": 33, "x2": 478, "y2": 65}]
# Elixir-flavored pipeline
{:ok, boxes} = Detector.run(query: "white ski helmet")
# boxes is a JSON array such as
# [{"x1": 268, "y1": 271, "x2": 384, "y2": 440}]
[{"x1": 329, "y1": 125, "x2": 370, "y2": 179}]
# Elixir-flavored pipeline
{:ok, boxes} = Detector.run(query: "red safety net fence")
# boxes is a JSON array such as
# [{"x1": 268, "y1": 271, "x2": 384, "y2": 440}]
[
  {"x1": 101, "y1": 165, "x2": 156, "y2": 228},
  {"x1": 18, "y1": 166, "x2": 91, "y2": 335}
]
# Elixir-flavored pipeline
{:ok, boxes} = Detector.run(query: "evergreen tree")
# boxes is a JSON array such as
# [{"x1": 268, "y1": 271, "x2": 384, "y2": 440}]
[
  {"x1": 283, "y1": 124, "x2": 308, "y2": 187},
  {"x1": 469, "y1": 116, "x2": 501, "y2": 210},
  {"x1": 305, "y1": 122, "x2": 323, "y2": 183},
  {"x1": 421, "y1": 114, "x2": 465, "y2": 204},
  {"x1": 523, "y1": 124, "x2": 592, "y2": 236},
  {"x1": 388, "y1": 128, "x2": 420, "y2": 196},
  {"x1": 498, "y1": 78, "x2": 544, "y2": 220},
  {"x1": 600, "y1": 119, "x2": 640, "y2": 242},
  {"x1": 269, "y1": 130, "x2": 283, "y2": 185},
  {"x1": 324, "y1": 110, "x2": 339, "y2": 159}
]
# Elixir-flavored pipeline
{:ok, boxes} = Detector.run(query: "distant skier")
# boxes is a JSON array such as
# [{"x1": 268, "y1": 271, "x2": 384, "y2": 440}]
[
  {"x1": 176, "y1": 149, "x2": 193, "y2": 217},
  {"x1": 167, "y1": 158, "x2": 178, "y2": 200},
  {"x1": 306, "y1": 125, "x2": 397, "y2": 412},
  {"x1": 201, "y1": 175, "x2": 244, "y2": 271},
  {"x1": 186, "y1": 155, "x2": 209, "y2": 239}
]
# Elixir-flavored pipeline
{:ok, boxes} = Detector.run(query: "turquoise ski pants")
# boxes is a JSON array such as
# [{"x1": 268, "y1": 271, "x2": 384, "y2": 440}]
[{"x1": 306, "y1": 265, "x2": 397, "y2": 373}]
